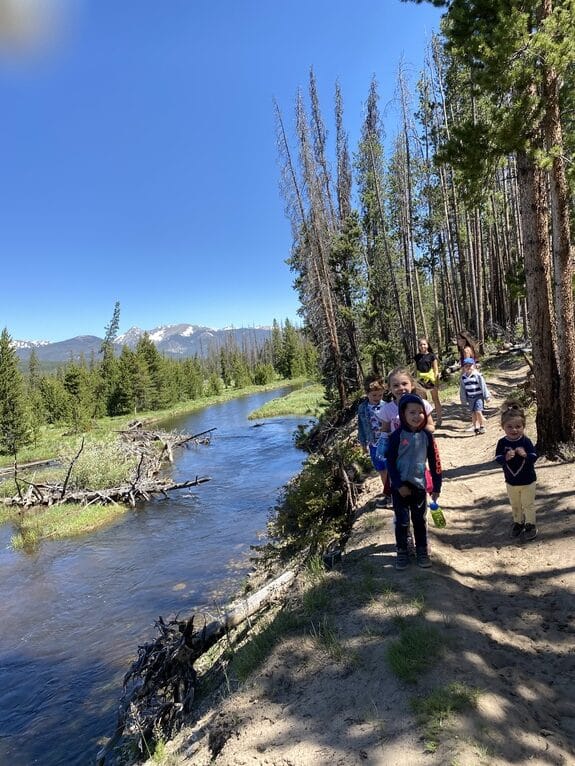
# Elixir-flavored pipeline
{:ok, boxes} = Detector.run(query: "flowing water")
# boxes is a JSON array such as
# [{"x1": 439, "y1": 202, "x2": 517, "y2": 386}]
[{"x1": 0, "y1": 388, "x2": 310, "y2": 765}]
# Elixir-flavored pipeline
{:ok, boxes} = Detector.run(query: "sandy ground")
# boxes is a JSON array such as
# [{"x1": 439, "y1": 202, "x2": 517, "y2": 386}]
[{"x1": 150, "y1": 354, "x2": 575, "y2": 766}]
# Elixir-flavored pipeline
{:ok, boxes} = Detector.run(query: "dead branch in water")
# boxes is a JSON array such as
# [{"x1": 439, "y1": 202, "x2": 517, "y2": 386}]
[
  {"x1": 96, "y1": 570, "x2": 296, "y2": 766},
  {"x1": 2, "y1": 423, "x2": 214, "y2": 510}
]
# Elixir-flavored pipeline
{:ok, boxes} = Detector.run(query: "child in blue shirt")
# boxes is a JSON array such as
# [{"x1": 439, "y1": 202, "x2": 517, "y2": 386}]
[
  {"x1": 495, "y1": 400, "x2": 538, "y2": 540},
  {"x1": 386, "y1": 393, "x2": 442, "y2": 570},
  {"x1": 460, "y1": 358, "x2": 491, "y2": 435},
  {"x1": 357, "y1": 374, "x2": 389, "y2": 507}
]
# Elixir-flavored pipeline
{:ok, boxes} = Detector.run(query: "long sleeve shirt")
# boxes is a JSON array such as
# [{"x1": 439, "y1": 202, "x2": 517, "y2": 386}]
[
  {"x1": 495, "y1": 435, "x2": 537, "y2": 486},
  {"x1": 386, "y1": 427, "x2": 442, "y2": 494}
]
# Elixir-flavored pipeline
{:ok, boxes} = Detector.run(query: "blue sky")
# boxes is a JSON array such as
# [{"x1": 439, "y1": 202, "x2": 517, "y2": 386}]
[{"x1": 0, "y1": 0, "x2": 443, "y2": 342}]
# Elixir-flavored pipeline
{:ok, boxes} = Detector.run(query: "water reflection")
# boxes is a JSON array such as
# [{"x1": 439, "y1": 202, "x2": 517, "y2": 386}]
[{"x1": 0, "y1": 387, "x2": 310, "y2": 765}]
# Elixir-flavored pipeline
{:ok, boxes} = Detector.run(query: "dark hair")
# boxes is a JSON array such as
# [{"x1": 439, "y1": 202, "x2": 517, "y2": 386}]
[
  {"x1": 500, "y1": 400, "x2": 526, "y2": 427},
  {"x1": 417, "y1": 337, "x2": 435, "y2": 354},
  {"x1": 363, "y1": 373, "x2": 385, "y2": 394}
]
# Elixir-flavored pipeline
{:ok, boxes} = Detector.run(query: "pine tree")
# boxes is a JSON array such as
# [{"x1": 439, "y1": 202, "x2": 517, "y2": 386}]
[{"x1": 0, "y1": 328, "x2": 31, "y2": 456}]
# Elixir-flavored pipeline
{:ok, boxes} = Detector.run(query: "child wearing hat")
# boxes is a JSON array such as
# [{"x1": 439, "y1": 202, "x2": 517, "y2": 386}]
[
  {"x1": 460, "y1": 357, "x2": 491, "y2": 434},
  {"x1": 386, "y1": 393, "x2": 442, "y2": 570}
]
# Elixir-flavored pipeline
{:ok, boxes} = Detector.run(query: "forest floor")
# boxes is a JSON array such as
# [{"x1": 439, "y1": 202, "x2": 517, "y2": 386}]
[{"x1": 145, "y1": 353, "x2": 575, "y2": 766}]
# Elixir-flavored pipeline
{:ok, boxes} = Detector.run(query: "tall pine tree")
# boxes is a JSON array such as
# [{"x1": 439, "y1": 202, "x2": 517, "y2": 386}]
[{"x1": 0, "y1": 328, "x2": 31, "y2": 456}]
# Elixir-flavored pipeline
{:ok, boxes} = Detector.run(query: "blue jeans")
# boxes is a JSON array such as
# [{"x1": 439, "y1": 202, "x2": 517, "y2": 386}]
[{"x1": 392, "y1": 486, "x2": 428, "y2": 552}]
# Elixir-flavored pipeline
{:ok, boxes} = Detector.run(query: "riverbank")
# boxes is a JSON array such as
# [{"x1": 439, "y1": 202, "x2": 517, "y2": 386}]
[
  {"x1": 142, "y1": 354, "x2": 575, "y2": 766},
  {"x1": 0, "y1": 377, "x2": 312, "y2": 471},
  {"x1": 0, "y1": 378, "x2": 321, "y2": 545}
]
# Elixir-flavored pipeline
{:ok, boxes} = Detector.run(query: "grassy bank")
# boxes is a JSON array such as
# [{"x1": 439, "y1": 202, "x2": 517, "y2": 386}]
[
  {"x1": 0, "y1": 378, "x2": 312, "y2": 546},
  {"x1": 0, "y1": 377, "x2": 309, "y2": 471},
  {"x1": 247, "y1": 383, "x2": 326, "y2": 419}
]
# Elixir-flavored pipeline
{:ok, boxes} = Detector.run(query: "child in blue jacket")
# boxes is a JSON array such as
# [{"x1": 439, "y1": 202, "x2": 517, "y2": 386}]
[{"x1": 386, "y1": 393, "x2": 442, "y2": 570}]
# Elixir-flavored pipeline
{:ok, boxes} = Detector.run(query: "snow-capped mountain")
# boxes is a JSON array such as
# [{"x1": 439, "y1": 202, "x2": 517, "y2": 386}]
[
  {"x1": 12, "y1": 339, "x2": 51, "y2": 350},
  {"x1": 14, "y1": 324, "x2": 272, "y2": 364}
]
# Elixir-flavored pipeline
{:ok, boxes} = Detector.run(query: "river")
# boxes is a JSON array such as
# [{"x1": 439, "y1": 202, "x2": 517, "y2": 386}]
[{"x1": 0, "y1": 387, "x2": 310, "y2": 765}]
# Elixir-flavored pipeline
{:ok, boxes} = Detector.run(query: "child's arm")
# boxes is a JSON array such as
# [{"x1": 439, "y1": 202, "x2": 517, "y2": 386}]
[
  {"x1": 516, "y1": 436, "x2": 537, "y2": 462},
  {"x1": 425, "y1": 412, "x2": 435, "y2": 432},
  {"x1": 357, "y1": 401, "x2": 369, "y2": 448},
  {"x1": 385, "y1": 432, "x2": 402, "y2": 489},
  {"x1": 426, "y1": 432, "x2": 442, "y2": 495},
  {"x1": 479, "y1": 373, "x2": 491, "y2": 401}
]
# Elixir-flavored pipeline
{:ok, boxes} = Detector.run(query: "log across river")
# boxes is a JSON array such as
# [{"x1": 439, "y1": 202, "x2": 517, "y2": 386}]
[{"x1": 0, "y1": 387, "x2": 310, "y2": 766}]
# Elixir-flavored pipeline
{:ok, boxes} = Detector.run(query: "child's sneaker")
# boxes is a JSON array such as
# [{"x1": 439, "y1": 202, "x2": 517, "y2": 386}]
[
  {"x1": 474, "y1": 427, "x2": 480, "y2": 435},
  {"x1": 523, "y1": 523, "x2": 537, "y2": 541},
  {"x1": 478, "y1": 426, "x2": 486, "y2": 434},
  {"x1": 395, "y1": 550, "x2": 409, "y2": 570},
  {"x1": 510, "y1": 522, "x2": 524, "y2": 538},
  {"x1": 416, "y1": 551, "x2": 432, "y2": 568}
]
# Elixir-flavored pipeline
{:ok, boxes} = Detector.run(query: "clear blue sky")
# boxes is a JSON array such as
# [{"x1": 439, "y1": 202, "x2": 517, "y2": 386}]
[{"x1": 0, "y1": 0, "x2": 442, "y2": 342}]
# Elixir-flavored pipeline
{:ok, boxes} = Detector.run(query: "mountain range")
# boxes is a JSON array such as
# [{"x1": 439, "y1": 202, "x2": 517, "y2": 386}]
[{"x1": 14, "y1": 324, "x2": 272, "y2": 364}]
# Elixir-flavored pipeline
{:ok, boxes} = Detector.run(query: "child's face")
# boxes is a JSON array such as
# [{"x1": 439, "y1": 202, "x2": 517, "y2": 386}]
[
  {"x1": 404, "y1": 403, "x2": 425, "y2": 430},
  {"x1": 367, "y1": 386, "x2": 384, "y2": 405},
  {"x1": 462, "y1": 363, "x2": 474, "y2": 374},
  {"x1": 389, "y1": 374, "x2": 413, "y2": 400},
  {"x1": 503, "y1": 416, "x2": 524, "y2": 440},
  {"x1": 418, "y1": 339, "x2": 428, "y2": 353}
]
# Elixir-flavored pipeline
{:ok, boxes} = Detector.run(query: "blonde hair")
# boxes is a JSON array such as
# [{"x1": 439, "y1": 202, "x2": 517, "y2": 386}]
[
  {"x1": 500, "y1": 400, "x2": 526, "y2": 427},
  {"x1": 387, "y1": 366, "x2": 427, "y2": 399}
]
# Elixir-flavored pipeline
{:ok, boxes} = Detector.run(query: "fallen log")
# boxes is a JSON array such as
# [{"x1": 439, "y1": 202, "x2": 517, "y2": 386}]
[
  {"x1": 97, "y1": 569, "x2": 296, "y2": 766},
  {"x1": 0, "y1": 475, "x2": 212, "y2": 509}
]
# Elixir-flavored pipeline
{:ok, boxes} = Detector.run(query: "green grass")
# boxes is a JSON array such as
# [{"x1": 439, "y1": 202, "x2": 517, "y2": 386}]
[
  {"x1": 411, "y1": 682, "x2": 479, "y2": 752},
  {"x1": 229, "y1": 608, "x2": 303, "y2": 682},
  {"x1": 10, "y1": 501, "x2": 127, "y2": 548},
  {"x1": 247, "y1": 383, "x2": 326, "y2": 419},
  {"x1": 386, "y1": 621, "x2": 444, "y2": 683},
  {"x1": 0, "y1": 377, "x2": 310, "y2": 470}
]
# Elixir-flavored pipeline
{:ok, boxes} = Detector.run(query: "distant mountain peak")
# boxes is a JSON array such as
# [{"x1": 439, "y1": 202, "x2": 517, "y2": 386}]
[{"x1": 15, "y1": 323, "x2": 272, "y2": 364}]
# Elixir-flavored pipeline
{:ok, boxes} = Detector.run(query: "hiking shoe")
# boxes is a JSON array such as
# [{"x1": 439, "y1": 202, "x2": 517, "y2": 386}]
[
  {"x1": 478, "y1": 426, "x2": 486, "y2": 434},
  {"x1": 523, "y1": 523, "x2": 538, "y2": 541},
  {"x1": 474, "y1": 427, "x2": 480, "y2": 435},
  {"x1": 510, "y1": 522, "x2": 524, "y2": 538},
  {"x1": 407, "y1": 533, "x2": 416, "y2": 557},
  {"x1": 416, "y1": 551, "x2": 432, "y2": 568},
  {"x1": 395, "y1": 550, "x2": 409, "y2": 570}
]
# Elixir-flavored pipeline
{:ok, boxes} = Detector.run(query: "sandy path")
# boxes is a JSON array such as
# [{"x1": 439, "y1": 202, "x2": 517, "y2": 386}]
[{"x1": 156, "y1": 355, "x2": 575, "y2": 766}]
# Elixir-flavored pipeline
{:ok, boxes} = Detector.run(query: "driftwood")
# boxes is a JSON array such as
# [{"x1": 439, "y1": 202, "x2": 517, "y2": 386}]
[
  {"x1": 2, "y1": 424, "x2": 214, "y2": 509},
  {"x1": 97, "y1": 570, "x2": 296, "y2": 765}
]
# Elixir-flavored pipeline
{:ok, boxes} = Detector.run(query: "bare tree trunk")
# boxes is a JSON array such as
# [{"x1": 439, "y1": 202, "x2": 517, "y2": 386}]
[
  {"x1": 516, "y1": 149, "x2": 561, "y2": 454},
  {"x1": 539, "y1": 12, "x2": 575, "y2": 442}
]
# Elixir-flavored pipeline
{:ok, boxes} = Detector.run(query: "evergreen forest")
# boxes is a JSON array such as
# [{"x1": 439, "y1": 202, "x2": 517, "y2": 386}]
[
  {"x1": 0, "y1": 317, "x2": 317, "y2": 458},
  {"x1": 275, "y1": 0, "x2": 575, "y2": 456}
]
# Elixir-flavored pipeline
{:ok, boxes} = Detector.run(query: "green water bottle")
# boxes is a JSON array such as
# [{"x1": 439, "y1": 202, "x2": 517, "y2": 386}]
[{"x1": 429, "y1": 500, "x2": 446, "y2": 528}]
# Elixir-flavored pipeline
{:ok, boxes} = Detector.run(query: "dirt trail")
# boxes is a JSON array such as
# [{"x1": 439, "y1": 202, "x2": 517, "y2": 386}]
[{"x1": 154, "y1": 355, "x2": 575, "y2": 766}]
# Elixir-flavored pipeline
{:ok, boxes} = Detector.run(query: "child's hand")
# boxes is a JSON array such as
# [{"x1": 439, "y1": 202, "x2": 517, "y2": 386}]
[
  {"x1": 505, "y1": 449, "x2": 515, "y2": 461},
  {"x1": 398, "y1": 485, "x2": 411, "y2": 498},
  {"x1": 515, "y1": 447, "x2": 527, "y2": 458}
]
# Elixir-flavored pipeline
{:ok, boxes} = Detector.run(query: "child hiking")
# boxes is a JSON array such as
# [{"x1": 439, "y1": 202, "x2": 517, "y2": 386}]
[
  {"x1": 495, "y1": 401, "x2": 538, "y2": 541},
  {"x1": 386, "y1": 393, "x2": 442, "y2": 570},
  {"x1": 414, "y1": 337, "x2": 443, "y2": 426},
  {"x1": 379, "y1": 367, "x2": 435, "y2": 435},
  {"x1": 357, "y1": 374, "x2": 389, "y2": 507},
  {"x1": 460, "y1": 357, "x2": 491, "y2": 434}
]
